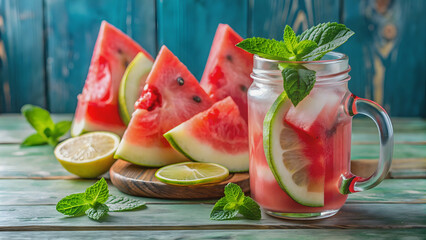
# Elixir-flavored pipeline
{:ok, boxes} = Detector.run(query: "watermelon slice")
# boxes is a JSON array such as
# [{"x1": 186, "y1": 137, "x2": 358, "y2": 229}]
[
  {"x1": 114, "y1": 46, "x2": 213, "y2": 167},
  {"x1": 263, "y1": 93, "x2": 325, "y2": 207},
  {"x1": 164, "y1": 97, "x2": 249, "y2": 172},
  {"x1": 71, "y1": 21, "x2": 153, "y2": 136},
  {"x1": 200, "y1": 24, "x2": 253, "y2": 122}
]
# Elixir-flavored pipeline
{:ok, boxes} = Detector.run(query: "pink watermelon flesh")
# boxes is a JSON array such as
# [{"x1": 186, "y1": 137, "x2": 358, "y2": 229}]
[
  {"x1": 186, "y1": 97, "x2": 248, "y2": 154},
  {"x1": 116, "y1": 46, "x2": 213, "y2": 166},
  {"x1": 201, "y1": 24, "x2": 253, "y2": 122},
  {"x1": 165, "y1": 96, "x2": 249, "y2": 172},
  {"x1": 72, "y1": 21, "x2": 153, "y2": 136}
]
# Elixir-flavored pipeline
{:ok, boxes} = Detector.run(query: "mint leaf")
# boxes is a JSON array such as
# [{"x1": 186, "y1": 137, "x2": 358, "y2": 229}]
[
  {"x1": 106, "y1": 195, "x2": 146, "y2": 212},
  {"x1": 21, "y1": 104, "x2": 54, "y2": 138},
  {"x1": 239, "y1": 196, "x2": 261, "y2": 220},
  {"x1": 294, "y1": 40, "x2": 318, "y2": 59},
  {"x1": 236, "y1": 37, "x2": 292, "y2": 60},
  {"x1": 52, "y1": 120, "x2": 72, "y2": 139},
  {"x1": 21, "y1": 133, "x2": 47, "y2": 146},
  {"x1": 283, "y1": 25, "x2": 297, "y2": 55},
  {"x1": 21, "y1": 104, "x2": 71, "y2": 146},
  {"x1": 85, "y1": 202, "x2": 109, "y2": 221},
  {"x1": 224, "y1": 183, "x2": 244, "y2": 203},
  {"x1": 56, "y1": 193, "x2": 90, "y2": 216},
  {"x1": 210, "y1": 183, "x2": 261, "y2": 221},
  {"x1": 281, "y1": 65, "x2": 316, "y2": 106},
  {"x1": 210, "y1": 197, "x2": 239, "y2": 221},
  {"x1": 56, "y1": 179, "x2": 146, "y2": 220},
  {"x1": 298, "y1": 22, "x2": 354, "y2": 60},
  {"x1": 85, "y1": 178, "x2": 109, "y2": 204}
]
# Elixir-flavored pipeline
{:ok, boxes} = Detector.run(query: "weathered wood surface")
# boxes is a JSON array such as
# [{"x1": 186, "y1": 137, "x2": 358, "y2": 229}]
[
  {"x1": 157, "y1": 0, "x2": 248, "y2": 80},
  {"x1": 1, "y1": 0, "x2": 425, "y2": 115},
  {"x1": 0, "y1": 179, "x2": 424, "y2": 206},
  {"x1": 110, "y1": 160, "x2": 250, "y2": 199},
  {"x1": 0, "y1": 0, "x2": 46, "y2": 112},
  {"x1": 0, "y1": 203, "x2": 425, "y2": 230},
  {"x1": 0, "y1": 229, "x2": 425, "y2": 240},
  {"x1": 0, "y1": 116, "x2": 425, "y2": 238},
  {"x1": 341, "y1": 0, "x2": 426, "y2": 117}
]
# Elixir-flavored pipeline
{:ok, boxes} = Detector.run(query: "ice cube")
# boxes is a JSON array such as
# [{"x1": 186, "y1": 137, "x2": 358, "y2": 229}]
[{"x1": 285, "y1": 88, "x2": 341, "y2": 132}]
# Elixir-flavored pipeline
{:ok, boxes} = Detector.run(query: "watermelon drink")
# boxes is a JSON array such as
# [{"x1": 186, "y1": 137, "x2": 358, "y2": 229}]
[{"x1": 248, "y1": 53, "x2": 394, "y2": 219}]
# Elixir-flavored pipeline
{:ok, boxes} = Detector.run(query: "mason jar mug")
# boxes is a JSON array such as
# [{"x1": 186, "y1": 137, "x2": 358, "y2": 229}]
[{"x1": 248, "y1": 52, "x2": 393, "y2": 220}]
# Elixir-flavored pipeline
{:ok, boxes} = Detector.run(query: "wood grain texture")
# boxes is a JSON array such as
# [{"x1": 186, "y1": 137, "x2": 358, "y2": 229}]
[
  {"x1": 351, "y1": 143, "x2": 426, "y2": 160},
  {"x1": 1, "y1": 179, "x2": 423, "y2": 205},
  {"x1": 0, "y1": 144, "x2": 72, "y2": 178},
  {"x1": 341, "y1": 0, "x2": 426, "y2": 117},
  {"x1": 0, "y1": 0, "x2": 46, "y2": 112},
  {"x1": 156, "y1": 0, "x2": 248, "y2": 79},
  {"x1": 110, "y1": 160, "x2": 250, "y2": 199},
  {"x1": 250, "y1": 0, "x2": 340, "y2": 37},
  {"x1": 1, "y1": 229, "x2": 426, "y2": 240},
  {"x1": 0, "y1": 203, "x2": 425, "y2": 230},
  {"x1": 352, "y1": 158, "x2": 426, "y2": 179},
  {"x1": 0, "y1": 179, "x2": 194, "y2": 205},
  {"x1": 44, "y1": 0, "x2": 156, "y2": 113}
]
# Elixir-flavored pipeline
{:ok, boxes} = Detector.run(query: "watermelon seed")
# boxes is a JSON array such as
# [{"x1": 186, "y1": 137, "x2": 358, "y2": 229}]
[
  {"x1": 177, "y1": 77, "x2": 185, "y2": 86},
  {"x1": 192, "y1": 96, "x2": 202, "y2": 103},
  {"x1": 226, "y1": 55, "x2": 233, "y2": 62},
  {"x1": 240, "y1": 85, "x2": 247, "y2": 92},
  {"x1": 123, "y1": 59, "x2": 129, "y2": 68}
]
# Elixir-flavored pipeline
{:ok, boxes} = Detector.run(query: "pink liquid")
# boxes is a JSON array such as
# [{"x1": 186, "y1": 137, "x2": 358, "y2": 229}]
[{"x1": 249, "y1": 86, "x2": 352, "y2": 213}]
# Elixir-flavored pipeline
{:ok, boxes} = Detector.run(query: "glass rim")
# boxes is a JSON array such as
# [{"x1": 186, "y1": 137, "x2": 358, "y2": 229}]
[{"x1": 253, "y1": 51, "x2": 348, "y2": 65}]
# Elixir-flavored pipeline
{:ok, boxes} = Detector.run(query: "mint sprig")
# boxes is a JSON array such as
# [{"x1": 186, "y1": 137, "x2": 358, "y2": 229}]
[
  {"x1": 21, "y1": 104, "x2": 71, "y2": 146},
  {"x1": 56, "y1": 178, "x2": 146, "y2": 221},
  {"x1": 237, "y1": 22, "x2": 354, "y2": 106},
  {"x1": 210, "y1": 183, "x2": 261, "y2": 221}
]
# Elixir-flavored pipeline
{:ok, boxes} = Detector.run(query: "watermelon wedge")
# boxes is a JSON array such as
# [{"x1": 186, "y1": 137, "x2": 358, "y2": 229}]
[
  {"x1": 71, "y1": 21, "x2": 153, "y2": 136},
  {"x1": 164, "y1": 97, "x2": 249, "y2": 172},
  {"x1": 200, "y1": 24, "x2": 253, "y2": 122},
  {"x1": 114, "y1": 46, "x2": 213, "y2": 167}
]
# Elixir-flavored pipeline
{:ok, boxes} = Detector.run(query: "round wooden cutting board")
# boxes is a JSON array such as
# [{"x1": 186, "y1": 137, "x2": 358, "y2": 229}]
[{"x1": 110, "y1": 160, "x2": 250, "y2": 199}]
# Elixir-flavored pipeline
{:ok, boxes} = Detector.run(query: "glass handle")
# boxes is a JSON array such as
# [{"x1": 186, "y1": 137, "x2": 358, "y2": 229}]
[{"x1": 340, "y1": 94, "x2": 394, "y2": 194}]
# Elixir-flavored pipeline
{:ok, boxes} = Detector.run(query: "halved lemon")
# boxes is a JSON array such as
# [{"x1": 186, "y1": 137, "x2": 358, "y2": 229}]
[
  {"x1": 264, "y1": 92, "x2": 324, "y2": 207},
  {"x1": 54, "y1": 132, "x2": 120, "y2": 178},
  {"x1": 155, "y1": 162, "x2": 229, "y2": 186}
]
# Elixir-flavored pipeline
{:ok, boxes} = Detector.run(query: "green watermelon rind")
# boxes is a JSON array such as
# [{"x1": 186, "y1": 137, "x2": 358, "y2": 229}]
[
  {"x1": 114, "y1": 140, "x2": 186, "y2": 167},
  {"x1": 163, "y1": 125, "x2": 249, "y2": 173},
  {"x1": 163, "y1": 132, "x2": 195, "y2": 162},
  {"x1": 118, "y1": 53, "x2": 153, "y2": 125},
  {"x1": 263, "y1": 92, "x2": 324, "y2": 207}
]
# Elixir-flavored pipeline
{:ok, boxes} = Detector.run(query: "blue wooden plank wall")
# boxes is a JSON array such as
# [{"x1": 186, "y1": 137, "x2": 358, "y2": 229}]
[{"x1": 0, "y1": 0, "x2": 425, "y2": 117}]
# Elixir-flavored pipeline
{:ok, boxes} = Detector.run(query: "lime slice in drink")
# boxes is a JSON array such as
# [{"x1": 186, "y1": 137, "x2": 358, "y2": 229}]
[
  {"x1": 118, "y1": 52, "x2": 153, "y2": 125},
  {"x1": 263, "y1": 92, "x2": 324, "y2": 207},
  {"x1": 54, "y1": 132, "x2": 120, "y2": 178},
  {"x1": 155, "y1": 162, "x2": 229, "y2": 186}
]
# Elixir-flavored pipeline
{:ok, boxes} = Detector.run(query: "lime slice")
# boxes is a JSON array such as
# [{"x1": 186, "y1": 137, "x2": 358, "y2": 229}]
[
  {"x1": 263, "y1": 92, "x2": 324, "y2": 207},
  {"x1": 155, "y1": 162, "x2": 229, "y2": 186},
  {"x1": 118, "y1": 52, "x2": 153, "y2": 125},
  {"x1": 54, "y1": 132, "x2": 120, "y2": 178}
]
